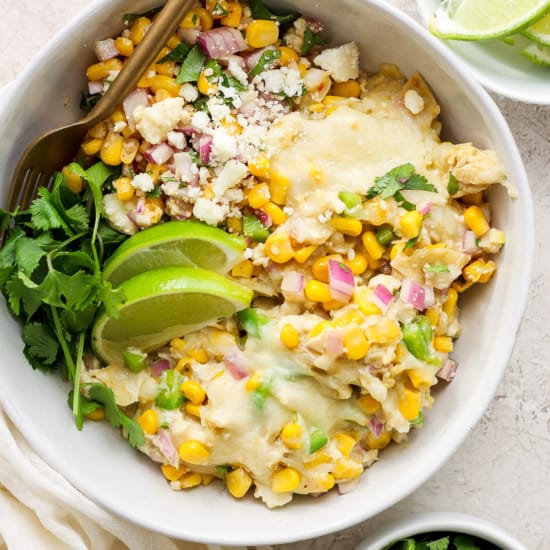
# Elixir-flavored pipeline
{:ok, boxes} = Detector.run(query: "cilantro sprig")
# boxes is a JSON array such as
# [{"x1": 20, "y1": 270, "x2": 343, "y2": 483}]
[
  {"x1": 366, "y1": 163, "x2": 437, "y2": 211},
  {"x1": 0, "y1": 162, "x2": 124, "y2": 429}
]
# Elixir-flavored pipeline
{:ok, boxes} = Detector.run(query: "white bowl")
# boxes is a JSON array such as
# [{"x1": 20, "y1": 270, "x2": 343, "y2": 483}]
[
  {"x1": 356, "y1": 512, "x2": 528, "y2": 550},
  {"x1": 0, "y1": 0, "x2": 534, "y2": 545},
  {"x1": 416, "y1": 0, "x2": 550, "y2": 104}
]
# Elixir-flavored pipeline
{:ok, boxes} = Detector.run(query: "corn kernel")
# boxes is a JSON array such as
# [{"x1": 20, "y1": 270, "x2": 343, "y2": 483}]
[
  {"x1": 171, "y1": 337, "x2": 186, "y2": 354},
  {"x1": 190, "y1": 348, "x2": 209, "y2": 363},
  {"x1": 343, "y1": 326, "x2": 370, "y2": 360},
  {"x1": 137, "y1": 409, "x2": 159, "y2": 435},
  {"x1": 364, "y1": 430, "x2": 392, "y2": 450},
  {"x1": 112, "y1": 177, "x2": 133, "y2": 202},
  {"x1": 180, "y1": 472, "x2": 203, "y2": 488},
  {"x1": 333, "y1": 310, "x2": 363, "y2": 327},
  {"x1": 180, "y1": 380, "x2": 206, "y2": 405},
  {"x1": 398, "y1": 384, "x2": 422, "y2": 421},
  {"x1": 399, "y1": 210, "x2": 423, "y2": 239},
  {"x1": 322, "y1": 299, "x2": 346, "y2": 311},
  {"x1": 364, "y1": 319, "x2": 401, "y2": 344},
  {"x1": 463, "y1": 259, "x2": 496, "y2": 284},
  {"x1": 161, "y1": 464, "x2": 188, "y2": 481},
  {"x1": 294, "y1": 245, "x2": 317, "y2": 264},
  {"x1": 280, "y1": 422, "x2": 303, "y2": 449},
  {"x1": 226, "y1": 467, "x2": 253, "y2": 498},
  {"x1": 249, "y1": 154, "x2": 271, "y2": 178},
  {"x1": 331, "y1": 79, "x2": 361, "y2": 98},
  {"x1": 264, "y1": 232, "x2": 294, "y2": 263},
  {"x1": 407, "y1": 369, "x2": 434, "y2": 391},
  {"x1": 362, "y1": 231, "x2": 385, "y2": 260},
  {"x1": 313, "y1": 472, "x2": 335, "y2": 492},
  {"x1": 245, "y1": 372, "x2": 262, "y2": 392},
  {"x1": 358, "y1": 394, "x2": 380, "y2": 415},
  {"x1": 331, "y1": 217, "x2": 363, "y2": 236},
  {"x1": 246, "y1": 19, "x2": 280, "y2": 48},
  {"x1": 332, "y1": 433, "x2": 357, "y2": 457},
  {"x1": 263, "y1": 201, "x2": 287, "y2": 225},
  {"x1": 221, "y1": 2, "x2": 243, "y2": 27},
  {"x1": 271, "y1": 467, "x2": 301, "y2": 493},
  {"x1": 247, "y1": 182, "x2": 270, "y2": 208},
  {"x1": 62, "y1": 166, "x2": 84, "y2": 194},
  {"x1": 184, "y1": 403, "x2": 202, "y2": 417},
  {"x1": 425, "y1": 308, "x2": 440, "y2": 329},
  {"x1": 201, "y1": 474, "x2": 215, "y2": 486},
  {"x1": 304, "y1": 280, "x2": 332, "y2": 303},
  {"x1": 120, "y1": 138, "x2": 139, "y2": 165},
  {"x1": 81, "y1": 138, "x2": 104, "y2": 156},
  {"x1": 100, "y1": 132, "x2": 124, "y2": 166},
  {"x1": 308, "y1": 320, "x2": 335, "y2": 338},
  {"x1": 182, "y1": 7, "x2": 213, "y2": 30},
  {"x1": 197, "y1": 69, "x2": 217, "y2": 95},
  {"x1": 269, "y1": 171, "x2": 290, "y2": 205},
  {"x1": 85, "y1": 408, "x2": 105, "y2": 421},
  {"x1": 311, "y1": 254, "x2": 342, "y2": 283},
  {"x1": 279, "y1": 45, "x2": 299, "y2": 66},
  {"x1": 129, "y1": 16, "x2": 152, "y2": 45},
  {"x1": 353, "y1": 286, "x2": 381, "y2": 316},
  {"x1": 231, "y1": 259, "x2": 255, "y2": 278},
  {"x1": 332, "y1": 458, "x2": 363, "y2": 480},
  {"x1": 461, "y1": 191, "x2": 483, "y2": 205},
  {"x1": 304, "y1": 451, "x2": 332, "y2": 468},
  {"x1": 178, "y1": 440, "x2": 210, "y2": 465},
  {"x1": 464, "y1": 205, "x2": 490, "y2": 237},
  {"x1": 344, "y1": 253, "x2": 368, "y2": 275},
  {"x1": 86, "y1": 62, "x2": 110, "y2": 81},
  {"x1": 280, "y1": 323, "x2": 300, "y2": 349},
  {"x1": 434, "y1": 336, "x2": 453, "y2": 353}
]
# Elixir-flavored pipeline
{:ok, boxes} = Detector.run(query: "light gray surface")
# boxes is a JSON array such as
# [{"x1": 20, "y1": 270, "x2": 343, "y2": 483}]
[{"x1": 0, "y1": 1, "x2": 547, "y2": 548}]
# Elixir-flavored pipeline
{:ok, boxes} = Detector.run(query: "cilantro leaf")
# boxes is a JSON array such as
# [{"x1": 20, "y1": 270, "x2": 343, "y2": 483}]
[
  {"x1": 159, "y1": 41, "x2": 191, "y2": 63},
  {"x1": 38, "y1": 270, "x2": 98, "y2": 311},
  {"x1": 5, "y1": 273, "x2": 42, "y2": 317},
  {"x1": 175, "y1": 44, "x2": 207, "y2": 84},
  {"x1": 30, "y1": 187, "x2": 70, "y2": 234},
  {"x1": 249, "y1": 0, "x2": 299, "y2": 25},
  {"x1": 424, "y1": 262, "x2": 449, "y2": 273},
  {"x1": 453, "y1": 535, "x2": 482, "y2": 550},
  {"x1": 15, "y1": 237, "x2": 46, "y2": 277},
  {"x1": 22, "y1": 322, "x2": 59, "y2": 367},
  {"x1": 250, "y1": 48, "x2": 282, "y2": 78},
  {"x1": 301, "y1": 27, "x2": 325, "y2": 55},
  {"x1": 85, "y1": 383, "x2": 145, "y2": 448}
]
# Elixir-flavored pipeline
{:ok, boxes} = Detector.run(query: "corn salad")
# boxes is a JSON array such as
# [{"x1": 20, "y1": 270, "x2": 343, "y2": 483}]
[{"x1": 78, "y1": 0, "x2": 507, "y2": 508}]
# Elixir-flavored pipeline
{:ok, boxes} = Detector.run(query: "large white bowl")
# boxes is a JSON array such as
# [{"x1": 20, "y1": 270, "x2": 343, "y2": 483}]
[
  {"x1": 416, "y1": 0, "x2": 550, "y2": 104},
  {"x1": 0, "y1": 0, "x2": 534, "y2": 545}
]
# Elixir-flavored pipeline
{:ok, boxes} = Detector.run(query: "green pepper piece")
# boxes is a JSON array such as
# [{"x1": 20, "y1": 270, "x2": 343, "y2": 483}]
[
  {"x1": 401, "y1": 316, "x2": 441, "y2": 367},
  {"x1": 376, "y1": 225, "x2": 395, "y2": 246},
  {"x1": 447, "y1": 172, "x2": 459, "y2": 195},
  {"x1": 236, "y1": 308, "x2": 270, "y2": 338},
  {"x1": 409, "y1": 410, "x2": 424, "y2": 428},
  {"x1": 243, "y1": 214, "x2": 270, "y2": 243},
  {"x1": 338, "y1": 191, "x2": 362, "y2": 209},
  {"x1": 123, "y1": 348, "x2": 147, "y2": 373},
  {"x1": 155, "y1": 369, "x2": 185, "y2": 410},
  {"x1": 251, "y1": 377, "x2": 272, "y2": 410},
  {"x1": 308, "y1": 427, "x2": 328, "y2": 453}
]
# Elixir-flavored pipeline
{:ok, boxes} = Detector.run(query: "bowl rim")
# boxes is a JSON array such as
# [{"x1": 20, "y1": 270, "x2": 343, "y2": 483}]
[
  {"x1": 0, "y1": 0, "x2": 535, "y2": 545},
  {"x1": 355, "y1": 511, "x2": 529, "y2": 550}
]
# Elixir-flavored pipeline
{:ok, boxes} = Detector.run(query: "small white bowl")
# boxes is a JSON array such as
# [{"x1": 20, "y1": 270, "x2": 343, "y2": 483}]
[
  {"x1": 356, "y1": 512, "x2": 528, "y2": 550},
  {"x1": 0, "y1": 0, "x2": 534, "y2": 545},
  {"x1": 416, "y1": 0, "x2": 550, "y2": 104}
]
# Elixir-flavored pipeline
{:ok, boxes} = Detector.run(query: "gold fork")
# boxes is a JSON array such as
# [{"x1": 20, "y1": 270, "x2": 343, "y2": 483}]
[{"x1": 6, "y1": 0, "x2": 193, "y2": 213}]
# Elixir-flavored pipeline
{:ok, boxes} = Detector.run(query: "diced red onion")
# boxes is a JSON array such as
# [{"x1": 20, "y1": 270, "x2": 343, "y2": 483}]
[
  {"x1": 462, "y1": 230, "x2": 480, "y2": 254},
  {"x1": 324, "y1": 330, "x2": 344, "y2": 356},
  {"x1": 252, "y1": 208, "x2": 272, "y2": 228},
  {"x1": 368, "y1": 416, "x2": 384, "y2": 438},
  {"x1": 135, "y1": 197, "x2": 145, "y2": 214},
  {"x1": 150, "y1": 358, "x2": 170, "y2": 377},
  {"x1": 156, "y1": 429, "x2": 179, "y2": 466},
  {"x1": 224, "y1": 350, "x2": 248, "y2": 380},
  {"x1": 88, "y1": 80, "x2": 104, "y2": 95},
  {"x1": 243, "y1": 46, "x2": 277, "y2": 71},
  {"x1": 178, "y1": 26, "x2": 200, "y2": 45},
  {"x1": 328, "y1": 259, "x2": 355, "y2": 301},
  {"x1": 197, "y1": 135, "x2": 213, "y2": 165},
  {"x1": 337, "y1": 478, "x2": 360, "y2": 495},
  {"x1": 173, "y1": 152, "x2": 199, "y2": 184},
  {"x1": 281, "y1": 271, "x2": 304, "y2": 299},
  {"x1": 400, "y1": 279, "x2": 426, "y2": 311},
  {"x1": 419, "y1": 201, "x2": 432, "y2": 216},
  {"x1": 123, "y1": 88, "x2": 149, "y2": 131},
  {"x1": 94, "y1": 38, "x2": 119, "y2": 61},
  {"x1": 198, "y1": 27, "x2": 248, "y2": 59},
  {"x1": 437, "y1": 358, "x2": 458, "y2": 382},
  {"x1": 218, "y1": 54, "x2": 246, "y2": 69},
  {"x1": 144, "y1": 142, "x2": 174, "y2": 165},
  {"x1": 372, "y1": 283, "x2": 393, "y2": 312}
]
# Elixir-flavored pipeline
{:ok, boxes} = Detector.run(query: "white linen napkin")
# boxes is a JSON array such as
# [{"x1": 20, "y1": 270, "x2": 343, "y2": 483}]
[{"x1": 0, "y1": 407, "x2": 240, "y2": 550}]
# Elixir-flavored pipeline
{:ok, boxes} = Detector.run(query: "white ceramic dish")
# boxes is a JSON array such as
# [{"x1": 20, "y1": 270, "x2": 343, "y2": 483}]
[
  {"x1": 0, "y1": 0, "x2": 534, "y2": 545},
  {"x1": 416, "y1": 0, "x2": 550, "y2": 104},
  {"x1": 355, "y1": 512, "x2": 528, "y2": 549}
]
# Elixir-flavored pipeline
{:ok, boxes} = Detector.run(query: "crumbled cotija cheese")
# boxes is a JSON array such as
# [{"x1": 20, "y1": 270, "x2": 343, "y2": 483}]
[
  {"x1": 134, "y1": 97, "x2": 185, "y2": 144},
  {"x1": 313, "y1": 42, "x2": 360, "y2": 82}
]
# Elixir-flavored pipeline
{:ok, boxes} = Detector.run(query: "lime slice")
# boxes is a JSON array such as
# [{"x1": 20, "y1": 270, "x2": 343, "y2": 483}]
[
  {"x1": 429, "y1": 0, "x2": 550, "y2": 40},
  {"x1": 521, "y1": 41, "x2": 550, "y2": 64},
  {"x1": 92, "y1": 266, "x2": 253, "y2": 364},
  {"x1": 524, "y1": 12, "x2": 550, "y2": 44},
  {"x1": 103, "y1": 221, "x2": 246, "y2": 286}
]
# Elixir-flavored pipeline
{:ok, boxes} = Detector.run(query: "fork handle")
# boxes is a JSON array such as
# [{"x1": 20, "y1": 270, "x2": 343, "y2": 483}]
[{"x1": 84, "y1": 0, "x2": 194, "y2": 124}]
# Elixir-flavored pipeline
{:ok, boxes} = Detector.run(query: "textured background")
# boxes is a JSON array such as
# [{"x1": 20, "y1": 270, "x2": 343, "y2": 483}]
[{"x1": 0, "y1": 1, "x2": 548, "y2": 548}]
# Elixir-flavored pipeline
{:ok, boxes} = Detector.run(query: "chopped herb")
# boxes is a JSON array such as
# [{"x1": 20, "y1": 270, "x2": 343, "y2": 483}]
[
  {"x1": 248, "y1": 0, "x2": 300, "y2": 25},
  {"x1": 376, "y1": 225, "x2": 395, "y2": 246},
  {"x1": 250, "y1": 49, "x2": 282, "y2": 78},
  {"x1": 366, "y1": 164, "x2": 437, "y2": 211},
  {"x1": 424, "y1": 262, "x2": 449, "y2": 273},
  {"x1": 159, "y1": 41, "x2": 191, "y2": 64},
  {"x1": 216, "y1": 464, "x2": 232, "y2": 486},
  {"x1": 405, "y1": 235, "x2": 420, "y2": 249},
  {"x1": 212, "y1": 2, "x2": 228, "y2": 17},
  {"x1": 308, "y1": 427, "x2": 328, "y2": 453},
  {"x1": 251, "y1": 377, "x2": 272, "y2": 410},
  {"x1": 122, "y1": 8, "x2": 160, "y2": 26},
  {"x1": 384, "y1": 531, "x2": 496, "y2": 550},
  {"x1": 146, "y1": 185, "x2": 163, "y2": 198},
  {"x1": 243, "y1": 214, "x2": 269, "y2": 242},
  {"x1": 447, "y1": 172, "x2": 459, "y2": 195},
  {"x1": 301, "y1": 26, "x2": 325, "y2": 55},
  {"x1": 175, "y1": 44, "x2": 207, "y2": 84},
  {"x1": 221, "y1": 74, "x2": 248, "y2": 92},
  {"x1": 236, "y1": 308, "x2": 270, "y2": 338},
  {"x1": 409, "y1": 410, "x2": 424, "y2": 428}
]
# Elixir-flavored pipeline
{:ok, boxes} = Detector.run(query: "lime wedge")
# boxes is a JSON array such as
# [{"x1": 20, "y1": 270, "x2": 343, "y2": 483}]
[
  {"x1": 524, "y1": 11, "x2": 550, "y2": 44},
  {"x1": 521, "y1": 41, "x2": 550, "y2": 64},
  {"x1": 92, "y1": 266, "x2": 253, "y2": 364},
  {"x1": 429, "y1": 0, "x2": 550, "y2": 40},
  {"x1": 103, "y1": 221, "x2": 246, "y2": 286}
]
